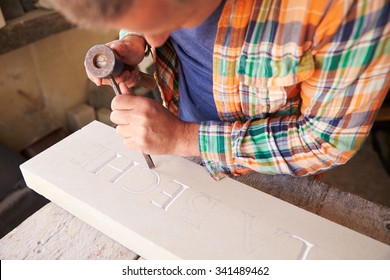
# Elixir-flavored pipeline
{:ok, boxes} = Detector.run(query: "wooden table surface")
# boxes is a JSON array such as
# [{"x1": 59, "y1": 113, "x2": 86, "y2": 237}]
[{"x1": 1, "y1": 172, "x2": 389, "y2": 259}]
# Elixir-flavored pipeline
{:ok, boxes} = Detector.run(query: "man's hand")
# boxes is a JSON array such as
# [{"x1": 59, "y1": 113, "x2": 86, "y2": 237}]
[
  {"x1": 85, "y1": 35, "x2": 146, "y2": 88},
  {"x1": 110, "y1": 83, "x2": 200, "y2": 157}
]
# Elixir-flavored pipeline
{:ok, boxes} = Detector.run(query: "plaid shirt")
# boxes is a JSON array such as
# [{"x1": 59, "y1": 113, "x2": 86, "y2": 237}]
[{"x1": 125, "y1": 0, "x2": 390, "y2": 180}]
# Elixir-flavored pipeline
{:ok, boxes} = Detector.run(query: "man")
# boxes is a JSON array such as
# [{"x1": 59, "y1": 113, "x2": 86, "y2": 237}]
[{"x1": 49, "y1": 0, "x2": 389, "y2": 180}]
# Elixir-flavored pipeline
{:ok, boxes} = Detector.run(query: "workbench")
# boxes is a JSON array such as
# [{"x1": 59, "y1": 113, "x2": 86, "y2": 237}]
[{"x1": 1, "y1": 171, "x2": 389, "y2": 259}]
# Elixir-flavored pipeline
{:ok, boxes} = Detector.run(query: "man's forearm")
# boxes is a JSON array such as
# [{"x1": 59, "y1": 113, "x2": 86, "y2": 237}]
[{"x1": 174, "y1": 122, "x2": 201, "y2": 157}]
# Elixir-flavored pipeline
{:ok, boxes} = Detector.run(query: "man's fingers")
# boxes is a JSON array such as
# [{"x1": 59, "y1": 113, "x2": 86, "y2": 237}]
[
  {"x1": 86, "y1": 71, "x2": 103, "y2": 86},
  {"x1": 115, "y1": 124, "x2": 135, "y2": 138},
  {"x1": 125, "y1": 69, "x2": 140, "y2": 88},
  {"x1": 109, "y1": 42, "x2": 124, "y2": 54},
  {"x1": 119, "y1": 82, "x2": 132, "y2": 95},
  {"x1": 111, "y1": 94, "x2": 137, "y2": 110},
  {"x1": 110, "y1": 108, "x2": 136, "y2": 124},
  {"x1": 110, "y1": 70, "x2": 140, "y2": 87},
  {"x1": 87, "y1": 68, "x2": 139, "y2": 87}
]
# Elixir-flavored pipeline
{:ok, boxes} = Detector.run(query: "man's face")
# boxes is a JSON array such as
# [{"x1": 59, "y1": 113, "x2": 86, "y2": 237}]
[{"x1": 112, "y1": 0, "x2": 222, "y2": 47}]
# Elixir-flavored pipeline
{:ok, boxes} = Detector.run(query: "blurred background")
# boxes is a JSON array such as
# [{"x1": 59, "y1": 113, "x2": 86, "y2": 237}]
[{"x1": 0, "y1": 0, "x2": 389, "y2": 239}]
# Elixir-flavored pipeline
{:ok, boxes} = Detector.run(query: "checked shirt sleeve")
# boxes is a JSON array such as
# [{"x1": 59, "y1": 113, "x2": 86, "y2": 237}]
[{"x1": 199, "y1": 1, "x2": 390, "y2": 180}]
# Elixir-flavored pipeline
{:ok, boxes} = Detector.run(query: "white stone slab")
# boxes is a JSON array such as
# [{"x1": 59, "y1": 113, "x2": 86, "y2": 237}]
[{"x1": 20, "y1": 121, "x2": 390, "y2": 259}]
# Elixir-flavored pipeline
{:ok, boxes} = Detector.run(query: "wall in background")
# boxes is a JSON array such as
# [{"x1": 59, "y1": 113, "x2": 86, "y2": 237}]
[{"x1": 0, "y1": 28, "x2": 117, "y2": 151}]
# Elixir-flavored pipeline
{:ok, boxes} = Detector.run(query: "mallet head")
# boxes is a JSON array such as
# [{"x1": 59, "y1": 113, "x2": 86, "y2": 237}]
[{"x1": 84, "y1": 44, "x2": 123, "y2": 79}]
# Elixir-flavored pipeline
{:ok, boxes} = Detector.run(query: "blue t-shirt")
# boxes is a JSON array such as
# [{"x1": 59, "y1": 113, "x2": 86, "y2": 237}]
[{"x1": 170, "y1": 1, "x2": 225, "y2": 122}]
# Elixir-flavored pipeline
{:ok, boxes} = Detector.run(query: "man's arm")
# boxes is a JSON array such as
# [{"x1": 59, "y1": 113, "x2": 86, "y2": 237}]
[{"x1": 198, "y1": 3, "x2": 390, "y2": 180}]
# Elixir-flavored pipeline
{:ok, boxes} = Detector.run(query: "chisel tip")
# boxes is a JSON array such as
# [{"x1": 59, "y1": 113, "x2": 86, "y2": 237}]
[{"x1": 143, "y1": 154, "x2": 155, "y2": 169}]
